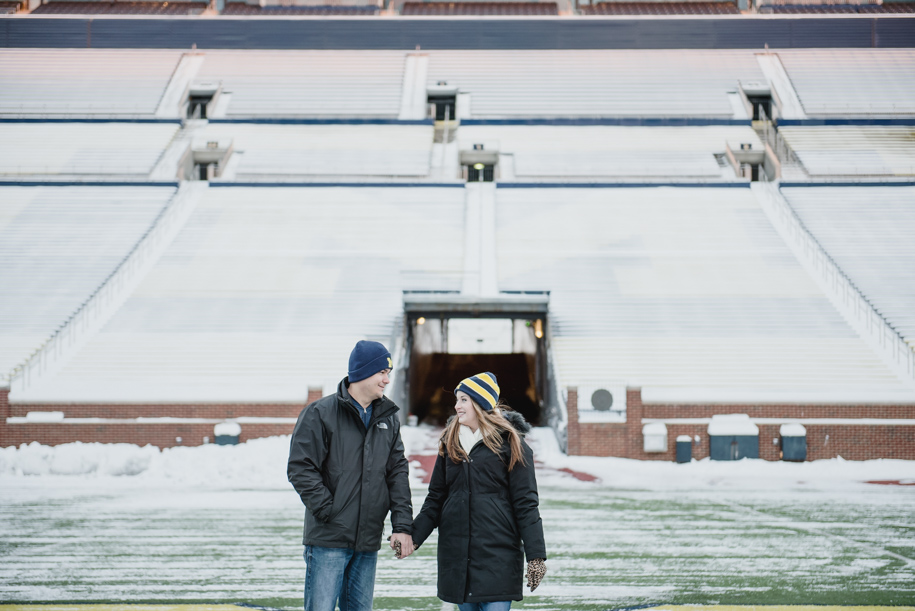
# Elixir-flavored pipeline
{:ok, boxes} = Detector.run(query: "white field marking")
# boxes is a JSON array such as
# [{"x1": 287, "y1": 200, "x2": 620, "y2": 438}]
[{"x1": 721, "y1": 499, "x2": 915, "y2": 569}]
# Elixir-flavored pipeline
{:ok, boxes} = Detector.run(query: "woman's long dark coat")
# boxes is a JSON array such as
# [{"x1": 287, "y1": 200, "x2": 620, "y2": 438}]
[{"x1": 411, "y1": 412, "x2": 547, "y2": 604}]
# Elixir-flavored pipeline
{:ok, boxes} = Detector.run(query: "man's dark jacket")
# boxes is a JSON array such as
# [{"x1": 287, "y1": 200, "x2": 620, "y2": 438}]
[
  {"x1": 411, "y1": 411, "x2": 546, "y2": 604},
  {"x1": 287, "y1": 378, "x2": 412, "y2": 552}
]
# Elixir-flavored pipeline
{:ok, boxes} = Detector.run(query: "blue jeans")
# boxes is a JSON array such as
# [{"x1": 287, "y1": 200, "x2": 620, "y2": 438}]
[
  {"x1": 458, "y1": 602, "x2": 512, "y2": 611},
  {"x1": 303, "y1": 545, "x2": 378, "y2": 611}
]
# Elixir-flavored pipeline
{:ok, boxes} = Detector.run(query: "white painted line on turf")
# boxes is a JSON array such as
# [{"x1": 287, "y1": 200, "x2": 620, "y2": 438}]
[{"x1": 721, "y1": 500, "x2": 915, "y2": 569}]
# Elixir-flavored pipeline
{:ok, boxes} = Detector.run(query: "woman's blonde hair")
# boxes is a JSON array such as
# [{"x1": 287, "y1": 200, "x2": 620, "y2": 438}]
[{"x1": 440, "y1": 399, "x2": 526, "y2": 471}]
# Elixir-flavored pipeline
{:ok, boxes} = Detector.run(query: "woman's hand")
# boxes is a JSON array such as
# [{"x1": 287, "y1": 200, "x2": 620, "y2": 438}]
[
  {"x1": 389, "y1": 533, "x2": 416, "y2": 559},
  {"x1": 526, "y1": 558, "x2": 546, "y2": 591}
]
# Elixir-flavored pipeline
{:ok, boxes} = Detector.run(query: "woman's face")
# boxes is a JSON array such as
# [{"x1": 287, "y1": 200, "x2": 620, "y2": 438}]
[{"x1": 454, "y1": 391, "x2": 480, "y2": 431}]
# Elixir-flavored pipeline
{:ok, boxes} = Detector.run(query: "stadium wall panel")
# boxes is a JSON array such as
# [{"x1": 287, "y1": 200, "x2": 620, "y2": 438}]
[{"x1": 2, "y1": 17, "x2": 914, "y2": 50}]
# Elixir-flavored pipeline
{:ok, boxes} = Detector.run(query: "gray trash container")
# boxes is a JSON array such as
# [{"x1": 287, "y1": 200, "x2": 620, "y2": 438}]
[
  {"x1": 780, "y1": 423, "x2": 807, "y2": 461},
  {"x1": 708, "y1": 414, "x2": 759, "y2": 460},
  {"x1": 675, "y1": 435, "x2": 692, "y2": 463},
  {"x1": 214, "y1": 421, "x2": 241, "y2": 445}
]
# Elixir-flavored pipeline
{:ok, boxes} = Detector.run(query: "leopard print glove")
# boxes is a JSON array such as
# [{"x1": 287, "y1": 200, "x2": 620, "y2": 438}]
[{"x1": 526, "y1": 558, "x2": 546, "y2": 591}]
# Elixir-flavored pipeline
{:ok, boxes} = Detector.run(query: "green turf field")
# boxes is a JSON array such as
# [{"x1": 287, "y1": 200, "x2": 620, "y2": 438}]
[{"x1": 1, "y1": 476, "x2": 914, "y2": 609}]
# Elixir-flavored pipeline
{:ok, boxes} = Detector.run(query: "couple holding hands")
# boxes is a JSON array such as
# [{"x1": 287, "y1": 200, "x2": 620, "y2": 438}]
[{"x1": 288, "y1": 340, "x2": 547, "y2": 611}]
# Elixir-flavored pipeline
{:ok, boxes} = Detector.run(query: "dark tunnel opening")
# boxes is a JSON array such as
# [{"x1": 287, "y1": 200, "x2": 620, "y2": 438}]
[{"x1": 406, "y1": 316, "x2": 546, "y2": 427}]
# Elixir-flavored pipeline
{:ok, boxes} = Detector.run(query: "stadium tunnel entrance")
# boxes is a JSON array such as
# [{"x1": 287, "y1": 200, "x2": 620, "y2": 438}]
[{"x1": 400, "y1": 292, "x2": 550, "y2": 427}]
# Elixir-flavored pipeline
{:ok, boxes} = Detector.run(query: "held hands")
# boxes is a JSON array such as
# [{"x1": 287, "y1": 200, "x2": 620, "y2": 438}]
[
  {"x1": 388, "y1": 533, "x2": 416, "y2": 559},
  {"x1": 526, "y1": 558, "x2": 547, "y2": 591}
]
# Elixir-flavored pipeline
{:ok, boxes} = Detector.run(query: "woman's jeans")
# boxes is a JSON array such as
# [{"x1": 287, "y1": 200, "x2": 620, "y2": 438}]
[
  {"x1": 458, "y1": 602, "x2": 512, "y2": 611},
  {"x1": 303, "y1": 545, "x2": 378, "y2": 611}
]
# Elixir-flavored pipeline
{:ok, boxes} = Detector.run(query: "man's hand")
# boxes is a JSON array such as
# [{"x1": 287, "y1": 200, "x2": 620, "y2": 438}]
[{"x1": 389, "y1": 533, "x2": 415, "y2": 559}]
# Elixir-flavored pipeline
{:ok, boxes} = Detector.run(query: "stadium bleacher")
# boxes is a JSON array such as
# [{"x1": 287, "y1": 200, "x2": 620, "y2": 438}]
[
  {"x1": 497, "y1": 187, "x2": 914, "y2": 403},
  {"x1": 0, "y1": 49, "x2": 182, "y2": 116},
  {"x1": 457, "y1": 125, "x2": 761, "y2": 180},
  {"x1": 1, "y1": 40, "x2": 914, "y2": 456},
  {"x1": 0, "y1": 123, "x2": 180, "y2": 180},
  {"x1": 776, "y1": 49, "x2": 915, "y2": 117},
  {"x1": 197, "y1": 123, "x2": 434, "y2": 180},
  {"x1": 221, "y1": 3, "x2": 379, "y2": 14},
  {"x1": 758, "y1": 2, "x2": 915, "y2": 12},
  {"x1": 9, "y1": 0, "x2": 915, "y2": 15},
  {"x1": 195, "y1": 50, "x2": 405, "y2": 118},
  {"x1": 781, "y1": 187, "x2": 915, "y2": 350},
  {"x1": 580, "y1": 1, "x2": 739, "y2": 14},
  {"x1": 0, "y1": 187, "x2": 176, "y2": 377},
  {"x1": 401, "y1": 2, "x2": 558, "y2": 15},
  {"x1": 10, "y1": 186, "x2": 466, "y2": 403},
  {"x1": 30, "y1": 1, "x2": 208, "y2": 13},
  {"x1": 778, "y1": 126, "x2": 915, "y2": 178}
]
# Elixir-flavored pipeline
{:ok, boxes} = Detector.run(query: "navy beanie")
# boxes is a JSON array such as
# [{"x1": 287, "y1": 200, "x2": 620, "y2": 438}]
[
  {"x1": 455, "y1": 372, "x2": 500, "y2": 411},
  {"x1": 348, "y1": 340, "x2": 393, "y2": 383}
]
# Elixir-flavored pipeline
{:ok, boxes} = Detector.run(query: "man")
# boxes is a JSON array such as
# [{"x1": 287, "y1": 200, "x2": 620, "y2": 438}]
[{"x1": 288, "y1": 340, "x2": 415, "y2": 611}]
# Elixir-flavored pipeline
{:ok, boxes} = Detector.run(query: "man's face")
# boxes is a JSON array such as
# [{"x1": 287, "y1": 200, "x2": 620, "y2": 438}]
[{"x1": 354, "y1": 368, "x2": 391, "y2": 402}]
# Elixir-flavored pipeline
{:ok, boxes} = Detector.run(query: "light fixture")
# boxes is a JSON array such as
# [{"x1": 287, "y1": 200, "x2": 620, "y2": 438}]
[
  {"x1": 417, "y1": 317, "x2": 426, "y2": 325},
  {"x1": 473, "y1": 163, "x2": 485, "y2": 170},
  {"x1": 534, "y1": 319, "x2": 543, "y2": 339}
]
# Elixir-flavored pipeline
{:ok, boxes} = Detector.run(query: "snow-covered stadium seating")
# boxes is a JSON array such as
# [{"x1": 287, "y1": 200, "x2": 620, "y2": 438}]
[
  {"x1": 425, "y1": 50, "x2": 765, "y2": 118},
  {"x1": 778, "y1": 126, "x2": 915, "y2": 178},
  {"x1": 2, "y1": 46, "x2": 914, "y2": 411},
  {"x1": 11, "y1": 186, "x2": 466, "y2": 402},
  {"x1": 198, "y1": 123, "x2": 435, "y2": 179},
  {"x1": 0, "y1": 186, "x2": 176, "y2": 377},
  {"x1": 0, "y1": 49, "x2": 182, "y2": 116},
  {"x1": 458, "y1": 125, "x2": 761, "y2": 181},
  {"x1": 782, "y1": 186, "x2": 915, "y2": 349},
  {"x1": 778, "y1": 49, "x2": 915, "y2": 116},
  {"x1": 195, "y1": 51, "x2": 407, "y2": 118},
  {"x1": 0, "y1": 123, "x2": 180, "y2": 180},
  {"x1": 497, "y1": 187, "x2": 914, "y2": 403}
]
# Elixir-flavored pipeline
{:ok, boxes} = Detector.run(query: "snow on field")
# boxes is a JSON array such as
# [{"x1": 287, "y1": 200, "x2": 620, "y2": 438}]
[
  {"x1": 1, "y1": 427, "x2": 914, "y2": 608},
  {"x1": 1, "y1": 425, "x2": 913, "y2": 492}
]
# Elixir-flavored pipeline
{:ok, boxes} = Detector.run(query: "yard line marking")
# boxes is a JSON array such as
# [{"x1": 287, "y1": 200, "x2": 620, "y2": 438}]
[{"x1": 721, "y1": 499, "x2": 915, "y2": 569}]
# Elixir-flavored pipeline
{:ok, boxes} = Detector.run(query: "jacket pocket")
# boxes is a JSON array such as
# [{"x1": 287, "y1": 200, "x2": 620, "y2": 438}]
[{"x1": 488, "y1": 496, "x2": 518, "y2": 538}]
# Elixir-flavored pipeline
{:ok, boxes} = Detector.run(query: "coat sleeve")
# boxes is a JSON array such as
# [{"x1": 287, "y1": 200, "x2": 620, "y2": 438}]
[
  {"x1": 410, "y1": 452, "x2": 449, "y2": 546},
  {"x1": 287, "y1": 404, "x2": 334, "y2": 523},
  {"x1": 385, "y1": 419, "x2": 413, "y2": 535},
  {"x1": 508, "y1": 438, "x2": 547, "y2": 562}
]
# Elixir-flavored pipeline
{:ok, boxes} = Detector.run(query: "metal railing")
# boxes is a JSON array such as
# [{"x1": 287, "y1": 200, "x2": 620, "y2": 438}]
[
  {"x1": 6, "y1": 183, "x2": 201, "y2": 391},
  {"x1": 754, "y1": 182, "x2": 915, "y2": 385}
]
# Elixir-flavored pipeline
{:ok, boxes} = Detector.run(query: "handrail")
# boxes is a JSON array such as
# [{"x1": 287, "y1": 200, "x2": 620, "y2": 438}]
[
  {"x1": 753, "y1": 182, "x2": 915, "y2": 385},
  {"x1": 6, "y1": 183, "x2": 203, "y2": 391}
]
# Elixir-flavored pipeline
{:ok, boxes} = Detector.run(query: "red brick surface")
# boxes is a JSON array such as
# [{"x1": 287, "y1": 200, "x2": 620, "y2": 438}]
[
  {"x1": 567, "y1": 387, "x2": 915, "y2": 461},
  {"x1": 0, "y1": 388, "x2": 324, "y2": 448},
  {"x1": 5, "y1": 385, "x2": 915, "y2": 458}
]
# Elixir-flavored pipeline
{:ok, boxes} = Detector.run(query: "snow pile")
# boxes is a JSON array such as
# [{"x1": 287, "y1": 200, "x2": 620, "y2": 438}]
[
  {"x1": 1, "y1": 427, "x2": 913, "y2": 491},
  {"x1": 0, "y1": 441, "x2": 159, "y2": 477},
  {"x1": 0, "y1": 437, "x2": 290, "y2": 488},
  {"x1": 526, "y1": 427, "x2": 915, "y2": 491}
]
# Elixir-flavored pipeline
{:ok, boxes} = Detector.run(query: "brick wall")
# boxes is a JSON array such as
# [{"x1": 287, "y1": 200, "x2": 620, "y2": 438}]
[
  {"x1": 0, "y1": 386, "x2": 9, "y2": 421},
  {"x1": 567, "y1": 387, "x2": 915, "y2": 461},
  {"x1": 0, "y1": 387, "x2": 325, "y2": 448}
]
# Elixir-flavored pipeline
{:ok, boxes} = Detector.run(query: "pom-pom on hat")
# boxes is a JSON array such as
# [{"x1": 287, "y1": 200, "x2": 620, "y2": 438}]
[
  {"x1": 348, "y1": 340, "x2": 393, "y2": 383},
  {"x1": 455, "y1": 372, "x2": 500, "y2": 412}
]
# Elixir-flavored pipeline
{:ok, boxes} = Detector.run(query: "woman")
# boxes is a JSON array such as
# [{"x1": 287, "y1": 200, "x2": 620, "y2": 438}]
[{"x1": 411, "y1": 372, "x2": 547, "y2": 611}]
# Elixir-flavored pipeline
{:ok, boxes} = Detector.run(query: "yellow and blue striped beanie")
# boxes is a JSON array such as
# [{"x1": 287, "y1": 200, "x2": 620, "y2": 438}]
[{"x1": 455, "y1": 372, "x2": 500, "y2": 412}]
